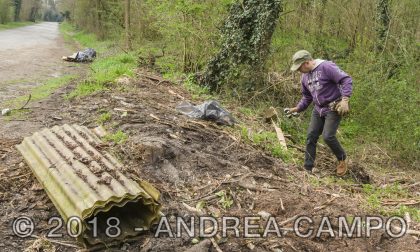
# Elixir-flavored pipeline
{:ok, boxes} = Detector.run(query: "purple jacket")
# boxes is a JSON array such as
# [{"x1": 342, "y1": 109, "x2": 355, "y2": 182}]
[{"x1": 296, "y1": 59, "x2": 353, "y2": 116}]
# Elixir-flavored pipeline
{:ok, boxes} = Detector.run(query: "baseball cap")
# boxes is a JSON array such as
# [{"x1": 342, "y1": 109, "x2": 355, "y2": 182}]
[{"x1": 290, "y1": 50, "x2": 312, "y2": 71}]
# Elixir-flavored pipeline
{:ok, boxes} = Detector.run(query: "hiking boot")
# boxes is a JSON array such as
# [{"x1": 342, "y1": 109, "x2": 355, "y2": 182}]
[
  {"x1": 336, "y1": 160, "x2": 347, "y2": 176},
  {"x1": 304, "y1": 166, "x2": 313, "y2": 173}
]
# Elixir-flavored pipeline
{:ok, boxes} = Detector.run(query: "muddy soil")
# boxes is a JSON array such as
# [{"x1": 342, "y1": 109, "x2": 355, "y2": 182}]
[
  {"x1": 0, "y1": 67, "x2": 418, "y2": 251},
  {"x1": 0, "y1": 22, "x2": 81, "y2": 105}
]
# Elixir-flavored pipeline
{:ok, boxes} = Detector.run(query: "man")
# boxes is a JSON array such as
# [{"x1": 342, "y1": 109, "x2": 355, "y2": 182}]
[{"x1": 287, "y1": 50, "x2": 352, "y2": 176}]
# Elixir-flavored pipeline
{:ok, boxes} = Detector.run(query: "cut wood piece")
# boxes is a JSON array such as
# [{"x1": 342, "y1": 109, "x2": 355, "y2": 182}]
[
  {"x1": 182, "y1": 202, "x2": 203, "y2": 215},
  {"x1": 114, "y1": 107, "x2": 137, "y2": 113},
  {"x1": 137, "y1": 72, "x2": 165, "y2": 82},
  {"x1": 238, "y1": 180, "x2": 277, "y2": 192},
  {"x1": 149, "y1": 114, "x2": 160, "y2": 120},
  {"x1": 168, "y1": 89, "x2": 185, "y2": 100},
  {"x1": 271, "y1": 119, "x2": 287, "y2": 150},
  {"x1": 210, "y1": 238, "x2": 223, "y2": 252},
  {"x1": 279, "y1": 197, "x2": 285, "y2": 212}
]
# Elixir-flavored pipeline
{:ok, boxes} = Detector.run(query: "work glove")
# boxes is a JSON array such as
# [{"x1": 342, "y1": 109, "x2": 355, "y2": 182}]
[
  {"x1": 284, "y1": 107, "x2": 299, "y2": 118},
  {"x1": 337, "y1": 97, "x2": 350, "y2": 116}
]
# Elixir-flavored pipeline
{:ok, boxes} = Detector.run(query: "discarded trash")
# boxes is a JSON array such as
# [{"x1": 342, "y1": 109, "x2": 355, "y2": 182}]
[
  {"x1": 62, "y1": 48, "x2": 97, "y2": 62},
  {"x1": 176, "y1": 100, "x2": 236, "y2": 126},
  {"x1": 1, "y1": 108, "x2": 12, "y2": 116},
  {"x1": 16, "y1": 124, "x2": 161, "y2": 245},
  {"x1": 1, "y1": 95, "x2": 31, "y2": 117}
]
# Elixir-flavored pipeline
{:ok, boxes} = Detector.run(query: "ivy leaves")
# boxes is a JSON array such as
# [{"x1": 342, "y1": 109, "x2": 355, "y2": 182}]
[{"x1": 201, "y1": 0, "x2": 283, "y2": 92}]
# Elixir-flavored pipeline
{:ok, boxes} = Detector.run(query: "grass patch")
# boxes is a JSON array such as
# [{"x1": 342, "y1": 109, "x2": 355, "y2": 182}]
[
  {"x1": 0, "y1": 22, "x2": 33, "y2": 31},
  {"x1": 240, "y1": 125, "x2": 292, "y2": 161},
  {"x1": 215, "y1": 190, "x2": 234, "y2": 210},
  {"x1": 66, "y1": 54, "x2": 136, "y2": 98},
  {"x1": 362, "y1": 183, "x2": 420, "y2": 221},
  {"x1": 90, "y1": 53, "x2": 136, "y2": 83},
  {"x1": 66, "y1": 79, "x2": 107, "y2": 99},
  {"x1": 103, "y1": 130, "x2": 128, "y2": 144},
  {"x1": 3, "y1": 75, "x2": 76, "y2": 107},
  {"x1": 97, "y1": 111, "x2": 112, "y2": 124}
]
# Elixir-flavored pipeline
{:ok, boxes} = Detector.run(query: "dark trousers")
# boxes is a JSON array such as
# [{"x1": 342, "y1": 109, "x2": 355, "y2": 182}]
[{"x1": 304, "y1": 109, "x2": 346, "y2": 170}]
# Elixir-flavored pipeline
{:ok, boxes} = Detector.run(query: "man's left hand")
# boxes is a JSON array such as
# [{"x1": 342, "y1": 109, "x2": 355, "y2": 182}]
[{"x1": 337, "y1": 97, "x2": 350, "y2": 116}]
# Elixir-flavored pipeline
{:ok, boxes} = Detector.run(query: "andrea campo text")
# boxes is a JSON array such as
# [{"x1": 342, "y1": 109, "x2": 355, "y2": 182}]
[{"x1": 154, "y1": 215, "x2": 408, "y2": 239}]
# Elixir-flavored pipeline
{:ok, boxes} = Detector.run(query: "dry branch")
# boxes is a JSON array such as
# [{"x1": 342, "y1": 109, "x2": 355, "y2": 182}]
[{"x1": 271, "y1": 119, "x2": 287, "y2": 150}]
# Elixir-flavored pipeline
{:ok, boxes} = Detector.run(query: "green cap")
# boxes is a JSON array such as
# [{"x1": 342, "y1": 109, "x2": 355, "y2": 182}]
[{"x1": 290, "y1": 50, "x2": 312, "y2": 71}]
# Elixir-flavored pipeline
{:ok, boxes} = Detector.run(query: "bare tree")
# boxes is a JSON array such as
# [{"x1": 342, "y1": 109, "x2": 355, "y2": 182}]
[
  {"x1": 13, "y1": 0, "x2": 22, "y2": 21},
  {"x1": 125, "y1": 0, "x2": 132, "y2": 50}
]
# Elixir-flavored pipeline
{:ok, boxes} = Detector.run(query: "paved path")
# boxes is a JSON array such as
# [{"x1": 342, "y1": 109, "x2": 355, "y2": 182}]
[{"x1": 0, "y1": 22, "x2": 78, "y2": 104}]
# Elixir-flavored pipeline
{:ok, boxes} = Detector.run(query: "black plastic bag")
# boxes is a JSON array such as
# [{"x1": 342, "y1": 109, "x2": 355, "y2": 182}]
[
  {"x1": 63, "y1": 48, "x2": 97, "y2": 62},
  {"x1": 176, "y1": 100, "x2": 236, "y2": 126}
]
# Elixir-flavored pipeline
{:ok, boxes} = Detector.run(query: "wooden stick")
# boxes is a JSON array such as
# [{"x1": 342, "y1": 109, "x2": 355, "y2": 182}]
[
  {"x1": 237, "y1": 181, "x2": 277, "y2": 192},
  {"x1": 278, "y1": 214, "x2": 299, "y2": 226},
  {"x1": 18, "y1": 94, "x2": 32, "y2": 110},
  {"x1": 210, "y1": 237, "x2": 223, "y2": 252},
  {"x1": 314, "y1": 196, "x2": 339, "y2": 211},
  {"x1": 182, "y1": 202, "x2": 203, "y2": 215},
  {"x1": 381, "y1": 199, "x2": 420, "y2": 206},
  {"x1": 403, "y1": 181, "x2": 420, "y2": 189},
  {"x1": 271, "y1": 119, "x2": 287, "y2": 150},
  {"x1": 10, "y1": 172, "x2": 31, "y2": 180},
  {"x1": 390, "y1": 226, "x2": 420, "y2": 236},
  {"x1": 149, "y1": 114, "x2": 160, "y2": 120},
  {"x1": 280, "y1": 197, "x2": 285, "y2": 211},
  {"x1": 404, "y1": 212, "x2": 411, "y2": 229}
]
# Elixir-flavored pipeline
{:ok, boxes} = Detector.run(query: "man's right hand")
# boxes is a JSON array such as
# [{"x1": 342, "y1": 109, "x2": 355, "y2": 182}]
[
  {"x1": 284, "y1": 107, "x2": 299, "y2": 114},
  {"x1": 284, "y1": 107, "x2": 299, "y2": 118}
]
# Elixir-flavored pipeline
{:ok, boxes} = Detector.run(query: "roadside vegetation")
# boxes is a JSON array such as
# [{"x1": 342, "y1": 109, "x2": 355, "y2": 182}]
[
  {"x1": 0, "y1": 21, "x2": 32, "y2": 30},
  {"x1": 2, "y1": 74, "x2": 77, "y2": 111}
]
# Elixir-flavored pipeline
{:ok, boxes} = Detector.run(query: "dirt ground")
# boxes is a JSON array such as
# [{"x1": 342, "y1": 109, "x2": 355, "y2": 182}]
[{"x1": 0, "y1": 66, "x2": 419, "y2": 251}]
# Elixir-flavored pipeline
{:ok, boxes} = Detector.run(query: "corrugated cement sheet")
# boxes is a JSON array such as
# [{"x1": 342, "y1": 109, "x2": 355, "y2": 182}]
[{"x1": 16, "y1": 124, "x2": 161, "y2": 245}]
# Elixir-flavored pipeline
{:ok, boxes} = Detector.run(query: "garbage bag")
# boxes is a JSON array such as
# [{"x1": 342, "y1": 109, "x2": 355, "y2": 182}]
[
  {"x1": 176, "y1": 100, "x2": 236, "y2": 126},
  {"x1": 62, "y1": 48, "x2": 97, "y2": 62}
]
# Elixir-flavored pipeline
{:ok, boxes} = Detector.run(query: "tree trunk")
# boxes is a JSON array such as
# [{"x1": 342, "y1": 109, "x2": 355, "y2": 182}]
[
  {"x1": 376, "y1": 0, "x2": 390, "y2": 52},
  {"x1": 13, "y1": 0, "x2": 22, "y2": 22},
  {"x1": 125, "y1": 0, "x2": 132, "y2": 50}
]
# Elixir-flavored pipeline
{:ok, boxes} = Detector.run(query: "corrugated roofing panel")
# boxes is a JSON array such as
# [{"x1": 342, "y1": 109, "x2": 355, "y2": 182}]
[{"x1": 16, "y1": 124, "x2": 161, "y2": 245}]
